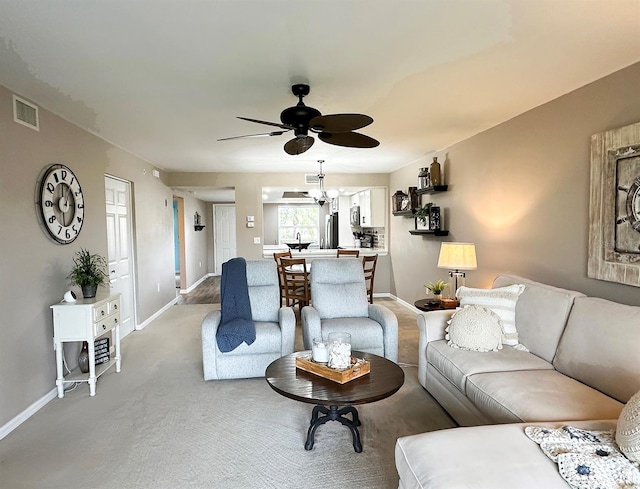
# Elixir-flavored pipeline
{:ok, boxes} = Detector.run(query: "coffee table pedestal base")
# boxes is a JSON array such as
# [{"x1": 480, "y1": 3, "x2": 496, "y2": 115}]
[{"x1": 305, "y1": 404, "x2": 362, "y2": 453}]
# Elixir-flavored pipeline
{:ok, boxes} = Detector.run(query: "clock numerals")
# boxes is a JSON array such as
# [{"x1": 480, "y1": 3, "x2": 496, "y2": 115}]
[{"x1": 38, "y1": 164, "x2": 85, "y2": 244}]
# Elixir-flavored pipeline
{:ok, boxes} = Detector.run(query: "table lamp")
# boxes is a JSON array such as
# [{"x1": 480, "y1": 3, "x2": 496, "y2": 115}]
[{"x1": 437, "y1": 242, "x2": 477, "y2": 297}]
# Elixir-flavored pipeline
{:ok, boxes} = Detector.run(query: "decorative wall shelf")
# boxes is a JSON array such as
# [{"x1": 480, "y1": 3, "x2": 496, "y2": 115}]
[
  {"x1": 393, "y1": 177, "x2": 449, "y2": 237},
  {"x1": 409, "y1": 229, "x2": 449, "y2": 236},
  {"x1": 392, "y1": 210, "x2": 415, "y2": 217},
  {"x1": 416, "y1": 185, "x2": 448, "y2": 195}
]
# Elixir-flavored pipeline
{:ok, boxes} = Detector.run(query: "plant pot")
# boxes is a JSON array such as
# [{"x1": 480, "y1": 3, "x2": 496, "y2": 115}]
[{"x1": 81, "y1": 284, "x2": 97, "y2": 298}]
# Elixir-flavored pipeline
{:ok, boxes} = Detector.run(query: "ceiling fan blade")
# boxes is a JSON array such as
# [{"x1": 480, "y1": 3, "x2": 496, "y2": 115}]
[
  {"x1": 237, "y1": 116, "x2": 293, "y2": 130},
  {"x1": 284, "y1": 136, "x2": 314, "y2": 155},
  {"x1": 218, "y1": 130, "x2": 289, "y2": 141},
  {"x1": 318, "y1": 131, "x2": 379, "y2": 148},
  {"x1": 310, "y1": 114, "x2": 373, "y2": 133}
]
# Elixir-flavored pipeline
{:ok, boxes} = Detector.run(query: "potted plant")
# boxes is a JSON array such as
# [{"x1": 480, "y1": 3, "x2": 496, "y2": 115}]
[
  {"x1": 425, "y1": 279, "x2": 448, "y2": 300},
  {"x1": 68, "y1": 249, "x2": 109, "y2": 298},
  {"x1": 416, "y1": 202, "x2": 433, "y2": 229}
]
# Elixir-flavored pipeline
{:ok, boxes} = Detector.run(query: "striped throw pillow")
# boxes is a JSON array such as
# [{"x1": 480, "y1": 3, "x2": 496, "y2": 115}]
[{"x1": 457, "y1": 284, "x2": 525, "y2": 347}]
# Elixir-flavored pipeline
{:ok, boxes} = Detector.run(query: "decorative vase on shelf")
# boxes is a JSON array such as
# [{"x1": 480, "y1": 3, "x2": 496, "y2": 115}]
[
  {"x1": 429, "y1": 206, "x2": 441, "y2": 231},
  {"x1": 418, "y1": 167, "x2": 430, "y2": 189},
  {"x1": 408, "y1": 186, "x2": 419, "y2": 209},
  {"x1": 430, "y1": 157, "x2": 441, "y2": 186},
  {"x1": 78, "y1": 341, "x2": 90, "y2": 373}
]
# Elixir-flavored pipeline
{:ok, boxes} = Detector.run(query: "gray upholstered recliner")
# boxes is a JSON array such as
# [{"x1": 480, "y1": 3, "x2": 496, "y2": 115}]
[
  {"x1": 201, "y1": 260, "x2": 296, "y2": 380},
  {"x1": 301, "y1": 258, "x2": 398, "y2": 362}
]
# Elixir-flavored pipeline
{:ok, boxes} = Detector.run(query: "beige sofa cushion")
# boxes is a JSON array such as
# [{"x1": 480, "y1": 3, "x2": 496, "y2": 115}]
[
  {"x1": 466, "y1": 369, "x2": 624, "y2": 424},
  {"x1": 426, "y1": 339, "x2": 553, "y2": 394},
  {"x1": 396, "y1": 420, "x2": 618, "y2": 489},
  {"x1": 553, "y1": 296, "x2": 640, "y2": 403},
  {"x1": 493, "y1": 274, "x2": 585, "y2": 362}
]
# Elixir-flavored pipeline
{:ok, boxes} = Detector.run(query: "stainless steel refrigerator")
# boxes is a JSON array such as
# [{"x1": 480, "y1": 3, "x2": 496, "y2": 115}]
[{"x1": 325, "y1": 212, "x2": 339, "y2": 249}]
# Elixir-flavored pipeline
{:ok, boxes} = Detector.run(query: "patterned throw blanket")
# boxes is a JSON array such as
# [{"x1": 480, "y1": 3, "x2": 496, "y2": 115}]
[
  {"x1": 525, "y1": 425, "x2": 640, "y2": 489},
  {"x1": 216, "y1": 257, "x2": 255, "y2": 352}
]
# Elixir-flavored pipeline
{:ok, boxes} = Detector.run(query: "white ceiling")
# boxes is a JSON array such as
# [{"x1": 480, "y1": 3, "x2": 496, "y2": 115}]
[{"x1": 1, "y1": 1, "x2": 639, "y2": 176}]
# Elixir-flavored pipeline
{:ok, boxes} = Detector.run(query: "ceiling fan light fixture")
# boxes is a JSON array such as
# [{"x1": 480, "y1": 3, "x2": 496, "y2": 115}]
[
  {"x1": 311, "y1": 160, "x2": 337, "y2": 207},
  {"x1": 220, "y1": 83, "x2": 379, "y2": 155}
]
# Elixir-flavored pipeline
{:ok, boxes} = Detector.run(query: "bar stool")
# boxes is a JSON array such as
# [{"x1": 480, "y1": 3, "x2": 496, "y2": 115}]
[
  {"x1": 273, "y1": 250, "x2": 292, "y2": 306},
  {"x1": 337, "y1": 249, "x2": 360, "y2": 258},
  {"x1": 281, "y1": 257, "x2": 310, "y2": 310},
  {"x1": 362, "y1": 254, "x2": 378, "y2": 304}
]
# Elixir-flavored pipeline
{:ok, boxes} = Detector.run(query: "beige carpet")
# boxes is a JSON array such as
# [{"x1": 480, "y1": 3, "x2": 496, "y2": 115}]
[{"x1": 0, "y1": 300, "x2": 455, "y2": 489}]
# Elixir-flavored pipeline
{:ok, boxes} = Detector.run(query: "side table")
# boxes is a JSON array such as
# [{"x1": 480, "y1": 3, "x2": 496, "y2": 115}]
[
  {"x1": 51, "y1": 293, "x2": 122, "y2": 397},
  {"x1": 414, "y1": 298, "x2": 459, "y2": 312}
]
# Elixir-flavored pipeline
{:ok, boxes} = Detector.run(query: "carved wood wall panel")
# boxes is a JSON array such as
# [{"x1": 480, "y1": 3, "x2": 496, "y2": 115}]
[{"x1": 588, "y1": 122, "x2": 640, "y2": 287}]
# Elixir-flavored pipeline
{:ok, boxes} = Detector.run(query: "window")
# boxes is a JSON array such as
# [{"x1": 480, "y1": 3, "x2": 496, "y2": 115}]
[{"x1": 278, "y1": 205, "x2": 319, "y2": 244}]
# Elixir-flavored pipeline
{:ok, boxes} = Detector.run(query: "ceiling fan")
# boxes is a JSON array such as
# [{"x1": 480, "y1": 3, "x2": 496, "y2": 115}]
[{"x1": 218, "y1": 84, "x2": 380, "y2": 155}]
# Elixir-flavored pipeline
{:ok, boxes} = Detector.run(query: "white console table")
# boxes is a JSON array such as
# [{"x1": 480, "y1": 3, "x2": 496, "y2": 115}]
[{"x1": 51, "y1": 293, "x2": 121, "y2": 398}]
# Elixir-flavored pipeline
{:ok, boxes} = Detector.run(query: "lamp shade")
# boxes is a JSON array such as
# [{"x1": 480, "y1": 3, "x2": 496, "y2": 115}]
[{"x1": 437, "y1": 242, "x2": 477, "y2": 270}]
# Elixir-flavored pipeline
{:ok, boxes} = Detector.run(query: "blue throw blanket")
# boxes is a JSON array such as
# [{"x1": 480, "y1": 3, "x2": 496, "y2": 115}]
[{"x1": 216, "y1": 257, "x2": 256, "y2": 352}]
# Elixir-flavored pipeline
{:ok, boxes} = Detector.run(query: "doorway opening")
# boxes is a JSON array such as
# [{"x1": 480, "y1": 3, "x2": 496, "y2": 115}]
[{"x1": 173, "y1": 196, "x2": 186, "y2": 292}]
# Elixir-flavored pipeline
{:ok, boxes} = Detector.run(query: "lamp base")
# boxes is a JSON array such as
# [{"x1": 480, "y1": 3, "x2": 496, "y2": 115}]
[{"x1": 447, "y1": 270, "x2": 466, "y2": 298}]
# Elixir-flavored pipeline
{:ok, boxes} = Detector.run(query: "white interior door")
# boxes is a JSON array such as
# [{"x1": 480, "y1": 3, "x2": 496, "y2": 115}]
[
  {"x1": 214, "y1": 205, "x2": 236, "y2": 275},
  {"x1": 105, "y1": 175, "x2": 136, "y2": 337}
]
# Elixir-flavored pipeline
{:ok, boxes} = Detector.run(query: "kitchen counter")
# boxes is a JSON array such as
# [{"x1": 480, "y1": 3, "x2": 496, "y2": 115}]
[{"x1": 262, "y1": 246, "x2": 386, "y2": 259}]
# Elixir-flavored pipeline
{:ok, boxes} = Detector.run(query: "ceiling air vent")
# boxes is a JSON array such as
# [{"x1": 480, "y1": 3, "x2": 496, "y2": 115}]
[
  {"x1": 13, "y1": 95, "x2": 39, "y2": 131},
  {"x1": 305, "y1": 174, "x2": 320, "y2": 185}
]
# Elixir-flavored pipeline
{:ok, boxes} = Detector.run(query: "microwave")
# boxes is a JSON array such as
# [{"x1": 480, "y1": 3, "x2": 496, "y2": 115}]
[{"x1": 350, "y1": 205, "x2": 360, "y2": 226}]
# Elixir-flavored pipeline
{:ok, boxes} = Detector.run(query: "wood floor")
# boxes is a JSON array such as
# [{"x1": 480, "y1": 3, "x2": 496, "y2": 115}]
[{"x1": 175, "y1": 276, "x2": 221, "y2": 304}]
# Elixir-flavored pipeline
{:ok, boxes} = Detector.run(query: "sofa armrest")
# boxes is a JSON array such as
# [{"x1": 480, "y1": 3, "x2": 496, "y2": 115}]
[
  {"x1": 279, "y1": 306, "x2": 296, "y2": 355},
  {"x1": 417, "y1": 310, "x2": 455, "y2": 343},
  {"x1": 301, "y1": 305, "x2": 321, "y2": 350},
  {"x1": 417, "y1": 310, "x2": 455, "y2": 387},
  {"x1": 201, "y1": 310, "x2": 222, "y2": 380},
  {"x1": 368, "y1": 304, "x2": 399, "y2": 362}
]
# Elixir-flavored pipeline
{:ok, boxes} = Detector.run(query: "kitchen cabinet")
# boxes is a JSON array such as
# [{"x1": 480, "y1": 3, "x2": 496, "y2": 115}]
[{"x1": 357, "y1": 188, "x2": 385, "y2": 227}]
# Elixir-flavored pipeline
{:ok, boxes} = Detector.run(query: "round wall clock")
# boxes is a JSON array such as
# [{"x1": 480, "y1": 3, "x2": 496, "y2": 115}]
[{"x1": 37, "y1": 164, "x2": 85, "y2": 244}]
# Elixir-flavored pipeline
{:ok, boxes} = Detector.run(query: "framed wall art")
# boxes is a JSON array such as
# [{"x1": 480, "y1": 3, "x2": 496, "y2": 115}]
[{"x1": 588, "y1": 121, "x2": 640, "y2": 287}]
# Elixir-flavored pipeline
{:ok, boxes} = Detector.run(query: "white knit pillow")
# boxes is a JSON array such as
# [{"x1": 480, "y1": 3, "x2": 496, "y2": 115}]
[
  {"x1": 445, "y1": 305, "x2": 503, "y2": 352},
  {"x1": 616, "y1": 389, "x2": 640, "y2": 463},
  {"x1": 457, "y1": 284, "x2": 525, "y2": 348}
]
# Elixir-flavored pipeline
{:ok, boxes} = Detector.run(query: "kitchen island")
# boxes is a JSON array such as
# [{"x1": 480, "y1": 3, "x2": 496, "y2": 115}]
[
  {"x1": 262, "y1": 245, "x2": 387, "y2": 259},
  {"x1": 262, "y1": 246, "x2": 390, "y2": 298}
]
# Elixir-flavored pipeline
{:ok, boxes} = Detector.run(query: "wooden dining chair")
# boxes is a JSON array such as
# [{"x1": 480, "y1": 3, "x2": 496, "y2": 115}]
[
  {"x1": 337, "y1": 249, "x2": 360, "y2": 258},
  {"x1": 273, "y1": 251, "x2": 292, "y2": 306},
  {"x1": 362, "y1": 254, "x2": 378, "y2": 304},
  {"x1": 280, "y1": 257, "x2": 310, "y2": 310}
]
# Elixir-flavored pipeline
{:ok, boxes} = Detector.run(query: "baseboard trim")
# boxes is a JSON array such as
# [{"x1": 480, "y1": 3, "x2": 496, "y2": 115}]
[
  {"x1": 179, "y1": 273, "x2": 214, "y2": 295},
  {"x1": 0, "y1": 388, "x2": 57, "y2": 441},
  {"x1": 136, "y1": 297, "x2": 178, "y2": 331}
]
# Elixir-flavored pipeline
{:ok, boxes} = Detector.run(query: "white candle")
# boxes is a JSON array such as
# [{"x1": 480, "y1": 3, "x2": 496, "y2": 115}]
[{"x1": 312, "y1": 339, "x2": 329, "y2": 363}]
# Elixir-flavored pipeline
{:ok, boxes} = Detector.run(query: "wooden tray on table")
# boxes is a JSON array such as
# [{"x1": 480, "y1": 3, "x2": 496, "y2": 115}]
[{"x1": 295, "y1": 354, "x2": 370, "y2": 384}]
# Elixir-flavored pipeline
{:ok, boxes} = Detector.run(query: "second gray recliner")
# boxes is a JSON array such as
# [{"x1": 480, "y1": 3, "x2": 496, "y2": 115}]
[{"x1": 301, "y1": 258, "x2": 398, "y2": 362}]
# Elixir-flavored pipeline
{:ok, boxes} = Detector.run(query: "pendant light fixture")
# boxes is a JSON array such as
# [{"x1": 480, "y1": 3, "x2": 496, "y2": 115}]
[{"x1": 309, "y1": 160, "x2": 339, "y2": 207}]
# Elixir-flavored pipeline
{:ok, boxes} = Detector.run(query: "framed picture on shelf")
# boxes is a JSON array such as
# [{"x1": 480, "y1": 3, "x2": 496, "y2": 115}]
[
  {"x1": 400, "y1": 195, "x2": 411, "y2": 211},
  {"x1": 415, "y1": 216, "x2": 429, "y2": 230}
]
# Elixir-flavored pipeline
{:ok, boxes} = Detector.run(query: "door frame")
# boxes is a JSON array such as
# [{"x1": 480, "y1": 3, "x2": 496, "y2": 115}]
[{"x1": 173, "y1": 196, "x2": 187, "y2": 291}]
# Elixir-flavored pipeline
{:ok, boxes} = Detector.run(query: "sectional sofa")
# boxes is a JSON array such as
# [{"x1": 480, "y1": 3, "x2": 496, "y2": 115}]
[{"x1": 395, "y1": 274, "x2": 640, "y2": 488}]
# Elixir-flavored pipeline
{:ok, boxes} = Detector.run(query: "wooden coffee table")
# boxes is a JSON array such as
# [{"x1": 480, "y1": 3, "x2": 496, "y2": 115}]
[{"x1": 265, "y1": 351, "x2": 404, "y2": 452}]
